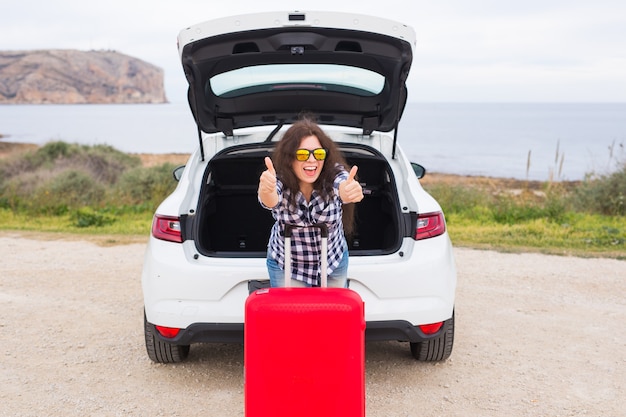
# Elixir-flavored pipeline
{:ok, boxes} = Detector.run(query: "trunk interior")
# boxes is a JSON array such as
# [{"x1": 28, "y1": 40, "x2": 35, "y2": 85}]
[{"x1": 194, "y1": 145, "x2": 402, "y2": 257}]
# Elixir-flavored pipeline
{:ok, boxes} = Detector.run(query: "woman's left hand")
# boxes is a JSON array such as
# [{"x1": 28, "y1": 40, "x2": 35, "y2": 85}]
[{"x1": 339, "y1": 166, "x2": 364, "y2": 203}]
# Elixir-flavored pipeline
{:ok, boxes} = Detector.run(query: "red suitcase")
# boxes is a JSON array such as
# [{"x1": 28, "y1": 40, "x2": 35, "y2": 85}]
[{"x1": 244, "y1": 224, "x2": 365, "y2": 417}]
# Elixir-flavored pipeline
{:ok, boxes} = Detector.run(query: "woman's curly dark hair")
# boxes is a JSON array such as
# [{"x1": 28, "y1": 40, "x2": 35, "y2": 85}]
[{"x1": 273, "y1": 116, "x2": 356, "y2": 236}]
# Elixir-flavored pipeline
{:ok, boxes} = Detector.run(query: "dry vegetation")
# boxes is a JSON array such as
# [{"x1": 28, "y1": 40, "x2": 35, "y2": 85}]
[
  {"x1": 0, "y1": 140, "x2": 38, "y2": 158},
  {"x1": 0, "y1": 141, "x2": 189, "y2": 168},
  {"x1": 0, "y1": 141, "x2": 580, "y2": 193}
]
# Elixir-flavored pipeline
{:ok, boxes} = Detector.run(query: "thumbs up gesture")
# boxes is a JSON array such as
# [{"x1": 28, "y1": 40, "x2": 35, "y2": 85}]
[
  {"x1": 260, "y1": 157, "x2": 276, "y2": 190},
  {"x1": 339, "y1": 165, "x2": 364, "y2": 203},
  {"x1": 259, "y1": 157, "x2": 279, "y2": 207}
]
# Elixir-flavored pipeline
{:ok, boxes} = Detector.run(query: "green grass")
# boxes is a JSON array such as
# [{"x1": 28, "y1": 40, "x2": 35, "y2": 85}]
[
  {"x1": 446, "y1": 212, "x2": 625, "y2": 259},
  {"x1": 0, "y1": 207, "x2": 153, "y2": 235}
]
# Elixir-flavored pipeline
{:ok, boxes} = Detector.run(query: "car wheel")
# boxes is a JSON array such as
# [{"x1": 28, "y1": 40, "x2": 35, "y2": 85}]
[
  {"x1": 410, "y1": 310, "x2": 454, "y2": 361},
  {"x1": 144, "y1": 313, "x2": 190, "y2": 363}
]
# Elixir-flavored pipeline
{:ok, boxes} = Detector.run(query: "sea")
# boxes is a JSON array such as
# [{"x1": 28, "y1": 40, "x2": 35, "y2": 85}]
[{"x1": 1, "y1": 102, "x2": 624, "y2": 181}]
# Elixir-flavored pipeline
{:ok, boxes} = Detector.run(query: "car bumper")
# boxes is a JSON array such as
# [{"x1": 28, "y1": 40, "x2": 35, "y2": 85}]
[
  {"x1": 146, "y1": 318, "x2": 453, "y2": 345},
  {"x1": 142, "y1": 234, "x2": 456, "y2": 341}
]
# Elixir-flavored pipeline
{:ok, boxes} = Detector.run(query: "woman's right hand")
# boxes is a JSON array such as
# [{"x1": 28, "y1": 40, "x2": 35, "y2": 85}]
[{"x1": 258, "y1": 157, "x2": 279, "y2": 208}]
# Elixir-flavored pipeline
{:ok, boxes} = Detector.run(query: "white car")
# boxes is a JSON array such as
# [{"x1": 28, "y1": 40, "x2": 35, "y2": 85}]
[{"x1": 142, "y1": 11, "x2": 457, "y2": 363}]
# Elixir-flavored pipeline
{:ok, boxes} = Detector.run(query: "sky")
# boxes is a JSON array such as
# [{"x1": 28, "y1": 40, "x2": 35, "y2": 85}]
[{"x1": 2, "y1": 0, "x2": 626, "y2": 103}]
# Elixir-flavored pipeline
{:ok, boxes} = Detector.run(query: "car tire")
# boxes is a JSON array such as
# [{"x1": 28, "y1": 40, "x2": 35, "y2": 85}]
[
  {"x1": 410, "y1": 310, "x2": 454, "y2": 361},
  {"x1": 144, "y1": 313, "x2": 190, "y2": 363}
]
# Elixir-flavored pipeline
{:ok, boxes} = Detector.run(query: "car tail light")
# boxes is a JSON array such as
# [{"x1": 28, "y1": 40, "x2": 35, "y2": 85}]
[
  {"x1": 419, "y1": 322, "x2": 443, "y2": 335},
  {"x1": 155, "y1": 325, "x2": 181, "y2": 338},
  {"x1": 152, "y1": 215, "x2": 182, "y2": 243},
  {"x1": 415, "y1": 211, "x2": 446, "y2": 240}
]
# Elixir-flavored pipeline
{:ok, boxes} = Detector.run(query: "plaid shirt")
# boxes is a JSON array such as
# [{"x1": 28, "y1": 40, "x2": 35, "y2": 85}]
[{"x1": 261, "y1": 169, "x2": 349, "y2": 286}]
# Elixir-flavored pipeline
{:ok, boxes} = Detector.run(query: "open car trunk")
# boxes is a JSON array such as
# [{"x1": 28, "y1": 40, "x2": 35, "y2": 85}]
[{"x1": 193, "y1": 144, "x2": 403, "y2": 257}]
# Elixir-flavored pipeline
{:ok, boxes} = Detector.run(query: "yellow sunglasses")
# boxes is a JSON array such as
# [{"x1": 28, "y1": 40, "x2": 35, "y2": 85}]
[{"x1": 295, "y1": 148, "x2": 328, "y2": 161}]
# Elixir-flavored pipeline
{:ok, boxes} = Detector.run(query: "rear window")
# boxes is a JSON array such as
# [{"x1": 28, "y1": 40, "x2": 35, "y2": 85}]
[{"x1": 209, "y1": 64, "x2": 385, "y2": 97}]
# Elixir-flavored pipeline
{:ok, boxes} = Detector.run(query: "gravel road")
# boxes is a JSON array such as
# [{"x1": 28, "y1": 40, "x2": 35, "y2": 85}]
[{"x1": 1, "y1": 233, "x2": 624, "y2": 417}]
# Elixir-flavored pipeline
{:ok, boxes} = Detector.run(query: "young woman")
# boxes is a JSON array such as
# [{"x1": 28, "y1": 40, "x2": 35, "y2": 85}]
[{"x1": 258, "y1": 118, "x2": 364, "y2": 288}]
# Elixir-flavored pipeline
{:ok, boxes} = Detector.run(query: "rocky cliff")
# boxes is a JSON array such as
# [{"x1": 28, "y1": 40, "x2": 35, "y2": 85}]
[{"x1": 0, "y1": 49, "x2": 167, "y2": 104}]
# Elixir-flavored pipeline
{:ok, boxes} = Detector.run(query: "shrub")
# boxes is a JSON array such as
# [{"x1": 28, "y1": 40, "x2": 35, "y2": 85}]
[
  {"x1": 0, "y1": 141, "x2": 140, "y2": 185},
  {"x1": 427, "y1": 181, "x2": 568, "y2": 225},
  {"x1": 491, "y1": 195, "x2": 543, "y2": 224},
  {"x1": 72, "y1": 207, "x2": 116, "y2": 228},
  {"x1": 30, "y1": 170, "x2": 107, "y2": 214},
  {"x1": 114, "y1": 163, "x2": 178, "y2": 206},
  {"x1": 78, "y1": 144, "x2": 140, "y2": 184},
  {"x1": 425, "y1": 184, "x2": 488, "y2": 215},
  {"x1": 0, "y1": 141, "x2": 144, "y2": 213},
  {"x1": 35, "y1": 141, "x2": 78, "y2": 160},
  {"x1": 1, "y1": 171, "x2": 47, "y2": 209},
  {"x1": 571, "y1": 163, "x2": 626, "y2": 216}
]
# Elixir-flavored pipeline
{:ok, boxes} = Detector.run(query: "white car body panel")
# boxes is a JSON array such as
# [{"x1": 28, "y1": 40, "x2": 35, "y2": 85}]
[{"x1": 142, "y1": 11, "x2": 456, "y2": 363}]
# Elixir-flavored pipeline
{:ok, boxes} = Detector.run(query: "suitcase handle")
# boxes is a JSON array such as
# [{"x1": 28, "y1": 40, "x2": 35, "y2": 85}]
[
  {"x1": 283, "y1": 223, "x2": 328, "y2": 288},
  {"x1": 284, "y1": 223, "x2": 328, "y2": 238}
]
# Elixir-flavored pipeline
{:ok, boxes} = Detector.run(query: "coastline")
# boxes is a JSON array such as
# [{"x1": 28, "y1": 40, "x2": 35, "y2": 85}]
[{"x1": 2, "y1": 102, "x2": 623, "y2": 181}]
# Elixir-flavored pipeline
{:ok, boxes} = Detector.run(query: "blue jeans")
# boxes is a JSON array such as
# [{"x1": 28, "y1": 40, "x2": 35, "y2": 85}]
[{"x1": 267, "y1": 249, "x2": 349, "y2": 288}]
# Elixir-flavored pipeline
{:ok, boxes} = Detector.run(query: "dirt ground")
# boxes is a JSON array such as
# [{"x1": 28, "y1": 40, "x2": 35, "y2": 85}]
[{"x1": 1, "y1": 232, "x2": 624, "y2": 417}]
